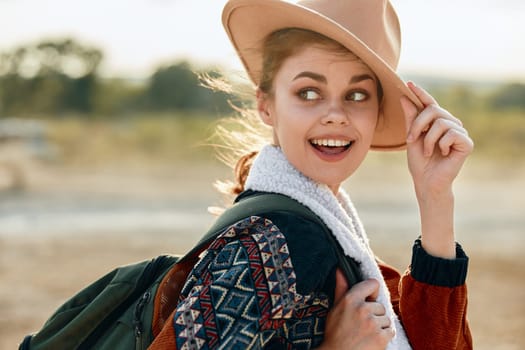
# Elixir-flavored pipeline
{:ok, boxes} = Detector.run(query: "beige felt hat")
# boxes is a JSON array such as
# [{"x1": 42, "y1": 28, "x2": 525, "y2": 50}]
[{"x1": 222, "y1": 0, "x2": 423, "y2": 150}]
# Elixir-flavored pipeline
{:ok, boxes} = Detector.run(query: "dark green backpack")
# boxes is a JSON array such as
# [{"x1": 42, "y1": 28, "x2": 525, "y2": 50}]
[{"x1": 19, "y1": 193, "x2": 361, "y2": 350}]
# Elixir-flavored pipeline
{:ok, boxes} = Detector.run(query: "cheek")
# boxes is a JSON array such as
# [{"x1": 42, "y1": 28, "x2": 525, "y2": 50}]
[
  {"x1": 271, "y1": 100, "x2": 302, "y2": 134},
  {"x1": 352, "y1": 107, "x2": 379, "y2": 135}
]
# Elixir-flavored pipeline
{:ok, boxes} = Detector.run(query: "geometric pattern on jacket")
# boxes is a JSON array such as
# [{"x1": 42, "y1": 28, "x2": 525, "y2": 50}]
[{"x1": 173, "y1": 216, "x2": 330, "y2": 349}]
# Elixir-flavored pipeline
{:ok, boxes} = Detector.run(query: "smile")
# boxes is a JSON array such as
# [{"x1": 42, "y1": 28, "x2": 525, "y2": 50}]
[{"x1": 309, "y1": 138, "x2": 353, "y2": 156}]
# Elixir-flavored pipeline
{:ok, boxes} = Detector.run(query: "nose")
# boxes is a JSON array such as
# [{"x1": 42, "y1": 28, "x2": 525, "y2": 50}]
[{"x1": 321, "y1": 100, "x2": 349, "y2": 125}]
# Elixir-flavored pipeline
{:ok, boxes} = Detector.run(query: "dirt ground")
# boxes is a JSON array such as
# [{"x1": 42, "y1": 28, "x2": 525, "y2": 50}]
[{"x1": 0, "y1": 157, "x2": 523, "y2": 349}]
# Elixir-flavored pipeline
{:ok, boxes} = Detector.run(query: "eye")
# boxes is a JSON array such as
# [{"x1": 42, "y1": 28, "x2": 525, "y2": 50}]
[
  {"x1": 347, "y1": 91, "x2": 369, "y2": 102},
  {"x1": 298, "y1": 89, "x2": 321, "y2": 101}
]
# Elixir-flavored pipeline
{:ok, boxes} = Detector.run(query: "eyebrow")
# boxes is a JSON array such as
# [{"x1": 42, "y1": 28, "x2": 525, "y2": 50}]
[
  {"x1": 349, "y1": 74, "x2": 375, "y2": 84},
  {"x1": 292, "y1": 71, "x2": 326, "y2": 83},
  {"x1": 292, "y1": 71, "x2": 375, "y2": 85}
]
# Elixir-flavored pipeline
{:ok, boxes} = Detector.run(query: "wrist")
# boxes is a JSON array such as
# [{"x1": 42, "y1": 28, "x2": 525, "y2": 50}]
[
  {"x1": 415, "y1": 184, "x2": 454, "y2": 204},
  {"x1": 417, "y1": 188, "x2": 456, "y2": 259}
]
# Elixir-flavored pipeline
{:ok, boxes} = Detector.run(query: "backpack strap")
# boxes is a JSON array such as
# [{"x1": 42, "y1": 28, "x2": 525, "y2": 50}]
[
  {"x1": 152, "y1": 192, "x2": 362, "y2": 337},
  {"x1": 182, "y1": 192, "x2": 362, "y2": 286}
]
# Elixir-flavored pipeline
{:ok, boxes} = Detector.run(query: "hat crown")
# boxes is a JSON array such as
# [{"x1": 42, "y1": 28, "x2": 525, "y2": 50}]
[{"x1": 297, "y1": 0, "x2": 401, "y2": 69}]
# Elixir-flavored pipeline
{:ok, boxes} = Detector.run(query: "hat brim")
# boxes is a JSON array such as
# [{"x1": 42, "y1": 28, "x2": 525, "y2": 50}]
[{"x1": 223, "y1": 0, "x2": 423, "y2": 151}]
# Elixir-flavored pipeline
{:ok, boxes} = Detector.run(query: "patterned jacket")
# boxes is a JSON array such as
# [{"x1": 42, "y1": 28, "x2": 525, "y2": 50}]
[{"x1": 150, "y1": 197, "x2": 472, "y2": 349}]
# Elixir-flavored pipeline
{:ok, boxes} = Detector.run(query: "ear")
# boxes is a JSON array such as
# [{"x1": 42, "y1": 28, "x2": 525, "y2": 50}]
[{"x1": 256, "y1": 88, "x2": 273, "y2": 126}]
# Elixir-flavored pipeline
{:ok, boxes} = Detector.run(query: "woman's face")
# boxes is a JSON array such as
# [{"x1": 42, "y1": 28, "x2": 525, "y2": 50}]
[{"x1": 257, "y1": 45, "x2": 380, "y2": 194}]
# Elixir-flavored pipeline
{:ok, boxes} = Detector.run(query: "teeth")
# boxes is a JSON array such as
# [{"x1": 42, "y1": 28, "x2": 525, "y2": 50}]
[{"x1": 311, "y1": 139, "x2": 351, "y2": 147}]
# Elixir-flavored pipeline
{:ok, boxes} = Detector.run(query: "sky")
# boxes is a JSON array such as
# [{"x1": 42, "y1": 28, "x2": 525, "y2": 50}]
[{"x1": 0, "y1": 0, "x2": 523, "y2": 82}]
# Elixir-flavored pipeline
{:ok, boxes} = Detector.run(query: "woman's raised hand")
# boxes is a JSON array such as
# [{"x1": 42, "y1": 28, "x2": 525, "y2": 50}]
[
  {"x1": 400, "y1": 82, "x2": 473, "y2": 197},
  {"x1": 400, "y1": 82, "x2": 474, "y2": 258}
]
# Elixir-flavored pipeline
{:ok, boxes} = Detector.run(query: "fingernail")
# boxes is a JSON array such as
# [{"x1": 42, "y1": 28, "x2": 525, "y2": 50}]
[{"x1": 406, "y1": 134, "x2": 414, "y2": 143}]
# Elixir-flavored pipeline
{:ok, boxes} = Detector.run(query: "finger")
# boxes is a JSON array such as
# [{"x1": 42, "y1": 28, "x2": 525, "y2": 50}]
[
  {"x1": 408, "y1": 105, "x2": 463, "y2": 143},
  {"x1": 422, "y1": 118, "x2": 463, "y2": 157},
  {"x1": 400, "y1": 95, "x2": 419, "y2": 137},
  {"x1": 348, "y1": 278, "x2": 380, "y2": 302},
  {"x1": 334, "y1": 268, "x2": 349, "y2": 304},
  {"x1": 375, "y1": 314, "x2": 392, "y2": 329},
  {"x1": 438, "y1": 128, "x2": 474, "y2": 157},
  {"x1": 366, "y1": 301, "x2": 387, "y2": 317},
  {"x1": 381, "y1": 326, "x2": 396, "y2": 342},
  {"x1": 407, "y1": 81, "x2": 438, "y2": 107},
  {"x1": 417, "y1": 104, "x2": 463, "y2": 128},
  {"x1": 375, "y1": 319, "x2": 395, "y2": 344}
]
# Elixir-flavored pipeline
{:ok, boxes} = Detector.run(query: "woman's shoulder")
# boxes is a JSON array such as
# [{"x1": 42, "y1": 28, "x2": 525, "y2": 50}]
[
  {"x1": 233, "y1": 191, "x2": 338, "y2": 258},
  {"x1": 226, "y1": 191, "x2": 339, "y2": 296},
  {"x1": 262, "y1": 211, "x2": 338, "y2": 293}
]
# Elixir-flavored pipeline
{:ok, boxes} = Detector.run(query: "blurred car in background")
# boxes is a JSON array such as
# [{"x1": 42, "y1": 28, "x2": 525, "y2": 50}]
[{"x1": 0, "y1": 117, "x2": 59, "y2": 191}]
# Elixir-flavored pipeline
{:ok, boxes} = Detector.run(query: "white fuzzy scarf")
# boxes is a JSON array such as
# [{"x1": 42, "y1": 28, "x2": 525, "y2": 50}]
[{"x1": 245, "y1": 145, "x2": 411, "y2": 349}]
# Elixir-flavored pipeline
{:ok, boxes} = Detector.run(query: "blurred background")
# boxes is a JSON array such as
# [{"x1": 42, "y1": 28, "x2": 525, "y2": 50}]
[{"x1": 0, "y1": 0, "x2": 523, "y2": 349}]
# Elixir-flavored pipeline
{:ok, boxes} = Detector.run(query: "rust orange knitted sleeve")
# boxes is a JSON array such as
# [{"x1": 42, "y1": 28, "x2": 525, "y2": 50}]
[
  {"x1": 399, "y1": 272, "x2": 472, "y2": 350},
  {"x1": 379, "y1": 262, "x2": 473, "y2": 350}
]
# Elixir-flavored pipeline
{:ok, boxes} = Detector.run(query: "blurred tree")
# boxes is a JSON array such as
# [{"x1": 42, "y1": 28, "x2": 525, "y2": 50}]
[
  {"x1": 0, "y1": 38, "x2": 103, "y2": 115},
  {"x1": 487, "y1": 83, "x2": 525, "y2": 111},
  {"x1": 93, "y1": 78, "x2": 147, "y2": 115},
  {"x1": 145, "y1": 61, "x2": 231, "y2": 114},
  {"x1": 147, "y1": 61, "x2": 196, "y2": 110},
  {"x1": 2, "y1": 38, "x2": 102, "y2": 78}
]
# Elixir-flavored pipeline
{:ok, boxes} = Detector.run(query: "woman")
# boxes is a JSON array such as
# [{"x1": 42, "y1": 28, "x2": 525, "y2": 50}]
[{"x1": 150, "y1": 0, "x2": 473, "y2": 348}]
